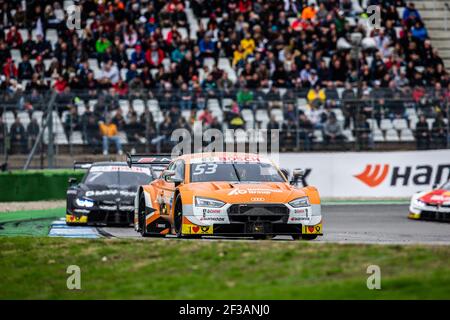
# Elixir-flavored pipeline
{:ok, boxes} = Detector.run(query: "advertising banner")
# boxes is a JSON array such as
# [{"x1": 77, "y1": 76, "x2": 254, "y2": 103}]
[{"x1": 279, "y1": 150, "x2": 450, "y2": 198}]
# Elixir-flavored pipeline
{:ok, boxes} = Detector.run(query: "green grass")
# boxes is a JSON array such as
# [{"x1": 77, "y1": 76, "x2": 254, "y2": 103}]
[
  {"x1": 0, "y1": 208, "x2": 65, "y2": 237},
  {"x1": 0, "y1": 237, "x2": 449, "y2": 299}
]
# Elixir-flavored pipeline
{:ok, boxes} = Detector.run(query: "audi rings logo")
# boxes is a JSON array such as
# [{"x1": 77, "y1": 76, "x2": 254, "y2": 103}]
[{"x1": 251, "y1": 197, "x2": 265, "y2": 202}]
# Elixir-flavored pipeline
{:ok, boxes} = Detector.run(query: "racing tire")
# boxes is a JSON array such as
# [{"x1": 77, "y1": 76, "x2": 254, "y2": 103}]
[
  {"x1": 174, "y1": 195, "x2": 183, "y2": 238},
  {"x1": 174, "y1": 195, "x2": 200, "y2": 239},
  {"x1": 253, "y1": 235, "x2": 269, "y2": 240},
  {"x1": 139, "y1": 193, "x2": 150, "y2": 237},
  {"x1": 301, "y1": 234, "x2": 318, "y2": 240}
]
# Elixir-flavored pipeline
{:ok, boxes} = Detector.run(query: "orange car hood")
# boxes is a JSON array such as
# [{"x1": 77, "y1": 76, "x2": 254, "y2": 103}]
[{"x1": 184, "y1": 182, "x2": 306, "y2": 204}]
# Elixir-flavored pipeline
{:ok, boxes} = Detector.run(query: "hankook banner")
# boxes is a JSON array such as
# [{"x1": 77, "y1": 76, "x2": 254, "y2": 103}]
[{"x1": 278, "y1": 150, "x2": 450, "y2": 198}]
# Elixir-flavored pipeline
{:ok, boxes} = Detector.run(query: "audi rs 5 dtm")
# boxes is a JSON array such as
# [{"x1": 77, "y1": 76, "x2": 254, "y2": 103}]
[{"x1": 130, "y1": 152, "x2": 323, "y2": 240}]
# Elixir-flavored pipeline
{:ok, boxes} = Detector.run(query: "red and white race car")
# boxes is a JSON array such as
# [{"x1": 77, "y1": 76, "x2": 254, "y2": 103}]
[{"x1": 409, "y1": 180, "x2": 450, "y2": 222}]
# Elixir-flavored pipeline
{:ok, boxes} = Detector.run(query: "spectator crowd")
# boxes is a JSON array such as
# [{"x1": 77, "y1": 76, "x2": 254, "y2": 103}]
[{"x1": 0, "y1": 0, "x2": 449, "y2": 154}]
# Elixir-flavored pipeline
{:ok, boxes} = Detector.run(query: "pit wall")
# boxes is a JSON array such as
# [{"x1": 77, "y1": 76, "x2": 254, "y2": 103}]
[{"x1": 279, "y1": 149, "x2": 450, "y2": 198}]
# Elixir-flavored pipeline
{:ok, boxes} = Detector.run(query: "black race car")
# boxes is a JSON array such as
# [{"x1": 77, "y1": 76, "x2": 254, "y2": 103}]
[{"x1": 66, "y1": 158, "x2": 169, "y2": 226}]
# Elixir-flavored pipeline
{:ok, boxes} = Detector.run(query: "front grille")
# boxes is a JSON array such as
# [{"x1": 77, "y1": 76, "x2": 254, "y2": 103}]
[
  {"x1": 420, "y1": 210, "x2": 450, "y2": 222},
  {"x1": 88, "y1": 210, "x2": 133, "y2": 224},
  {"x1": 227, "y1": 204, "x2": 289, "y2": 223},
  {"x1": 430, "y1": 203, "x2": 450, "y2": 208}
]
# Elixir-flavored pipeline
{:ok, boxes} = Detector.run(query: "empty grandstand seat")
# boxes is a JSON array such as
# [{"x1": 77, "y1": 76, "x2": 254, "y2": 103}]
[
  {"x1": 332, "y1": 108, "x2": 345, "y2": 122},
  {"x1": 385, "y1": 129, "x2": 399, "y2": 141},
  {"x1": 181, "y1": 110, "x2": 191, "y2": 122},
  {"x1": 132, "y1": 99, "x2": 145, "y2": 115},
  {"x1": 235, "y1": 129, "x2": 247, "y2": 144},
  {"x1": 409, "y1": 116, "x2": 418, "y2": 130},
  {"x1": 224, "y1": 130, "x2": 234, "y2": 144},
  {"x1": 222, "y1": 98, "x2": 233, "y2": 109},
  {"x1": 178, "y1": 27, "x2": 188, "y2": 40},
  {"x1": 314, "y1": 130, "x2": 323, "y2": 142},
  {"x1": 45, "y1": 29, "x2": 58, "y2": 45},
  {"x1": 210, "y1": 108, "x2": 223, "y2": 122},
  {"x1": 380, "y1": 119, "x2": 393, "y2": 130},
  {"x1": 270, "y1": 108, "x2": 284, "y2": 122},
  {"x1": 70, "y1": 131, "x2": 84, "y2": 144},
  {"x1": 245, "y1": 120, "x2": 255, "y2": 130},
  {"x1": 255, "y1": 109, "x2": 269, "y2": 123},
  {"x1": 342, "y1": 129, "x2": 355, "y2": 142},
  {"x1": 203, "y1": 57, "x2": 215, "y2": 70},
  {"x1": 18, "y1": 29, "x2": 28, "y2": 41},
  {"x1": 241, "y1": 109, "x2": 254, "y2": 122},
  {"x1": 11, "y1": 49, "x2": 22, "y2": 63},
  {"x1": 400, "y1": 129, "x2": 415, "y2": 142},
  {"x1": 117, "y1": 131, "x2": 128, "y2": 144},
  {"x1": 88, "y1": 99, "x2": 97, "y2": 108},
  {"x1": 393, "y1": 118, "x2": 408, "y2": 130},
  {"x1": 367, "y1": 118, "x2": 378, "y2": 129},
  {"x1": 373, "y1": 128, "x2": 384, "y2": 142}
]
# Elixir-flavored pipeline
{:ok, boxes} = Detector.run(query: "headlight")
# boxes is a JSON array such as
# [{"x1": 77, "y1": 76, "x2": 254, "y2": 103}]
[
  {"x1": 75, "y1": 198, "x2": 94, "y2": 208},
  {"x1": 195, "y1": 197, "x2": 225, "y2": 208},
  {"x1": 289, "y1": 197, "x2": 310, "y2": 208},
  {"x1": 412, "y1": 198, "x2": 426, "y2": 208}
]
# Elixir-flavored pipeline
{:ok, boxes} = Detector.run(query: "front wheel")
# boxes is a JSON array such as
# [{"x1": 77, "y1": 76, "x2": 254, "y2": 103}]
[
  {"x1": 174, "y1": 195, "x2": 183, "y2": 238},
  {"x1": 301, "y1": 234, "x2": 318, "y2": 240}
]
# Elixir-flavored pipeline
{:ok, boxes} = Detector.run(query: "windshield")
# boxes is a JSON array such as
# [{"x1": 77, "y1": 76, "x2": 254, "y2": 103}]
[
  {"x1": 190, "y1": 162, "x2": 285, "y2": 183},
  {"x1": 441, "y1": 181, "x2": 450, "y2": 190},
  {"x1": 83, "y1": 166, "x2": 152, "y2": 186}
]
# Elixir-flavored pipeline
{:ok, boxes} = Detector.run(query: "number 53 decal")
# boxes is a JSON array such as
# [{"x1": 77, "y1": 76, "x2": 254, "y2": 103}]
[{"x1": 192, "y1": 164, "x2": 218, "y2": 175}]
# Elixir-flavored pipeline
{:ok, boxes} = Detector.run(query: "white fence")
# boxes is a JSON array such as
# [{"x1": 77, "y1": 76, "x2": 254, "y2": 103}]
[{"x1": 279, "y1": 150, "x2": 450, "y2": 198}]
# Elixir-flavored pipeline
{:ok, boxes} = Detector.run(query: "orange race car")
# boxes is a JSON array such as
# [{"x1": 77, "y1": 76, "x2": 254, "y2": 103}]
[{"x1": 127, "y1": 152, "x2": 323, "y2": 240}]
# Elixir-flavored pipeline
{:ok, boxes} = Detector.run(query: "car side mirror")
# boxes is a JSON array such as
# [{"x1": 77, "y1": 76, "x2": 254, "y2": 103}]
[
  {"x1": 68, "y1": 177, "x2": 78, "y2": 186},
  {"x1": 162, "y1": 170, "x2": 175, "y2": 181},
  {"x1": 291, "y1": 168, "x2": 305, "y2": 186},
  {"x1": 162, "y1": 170, "x2": 183, "y2": 186}
]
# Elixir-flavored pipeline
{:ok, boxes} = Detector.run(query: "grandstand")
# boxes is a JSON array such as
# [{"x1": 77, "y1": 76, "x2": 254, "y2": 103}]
[{"x1": 0, "y1": 0, "x2": 449, "y2": 168}]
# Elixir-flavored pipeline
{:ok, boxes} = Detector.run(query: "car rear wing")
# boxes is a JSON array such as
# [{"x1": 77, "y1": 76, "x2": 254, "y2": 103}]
[
  {"x1": 126, "y1": 153, "x2": 172, "y2": 168},
  {"x1": 73, "y1": 161, "x2": 93, "y2": 170}
]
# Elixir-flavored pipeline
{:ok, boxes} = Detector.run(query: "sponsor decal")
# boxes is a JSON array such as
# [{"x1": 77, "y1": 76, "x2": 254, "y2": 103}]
[
  {"x1": 355, "y1": 164, "x2": 390, "y2": 187},
  {"x1": 355, "y1": 164, "x2": 450, "y2": 188},
  {"x1": 289, "y1": 216, "x2": 309, "y2": 222},
  {"x1": 199, "y1": 217, "x2": 226, "y2": 222},
  {"x1": 98, "y1": 205, "x2": 116, "y2": 211},
  {"x1": 228, "y1": 188, "x2": 282, "y2": 196},
  {"x1": 202, "y1": 208, "x2": 221, "y2": 214},
  {"x1": 73, "y1": 209, "x2": 90, "y2": 214},
  {"x1": 66, "y1": 214, "x2": 88, "y2": 223},
  {"x1": 67, "y1": 190, "x2": 77, "y2": 195},
  {"x1": 302, "y1": 223, "x2": 322, "y2": 234},
  {"x1": 182, "y1": 223, "x2": 213, "y2": 235},
  {"x1": 85, "y1": 190, "x2": 136, "y2": 197},
  {"x1": 156, "y1": 223, "x2": 166, "y2": 228},
  {"x1": 90, "y1": 166, "x2": 151, "y2": 174}
]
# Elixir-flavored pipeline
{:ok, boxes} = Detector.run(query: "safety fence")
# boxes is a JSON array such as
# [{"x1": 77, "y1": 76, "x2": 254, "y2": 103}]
[{"x1": 0, "y1": 88, "x2": 449, "y2": 169}]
